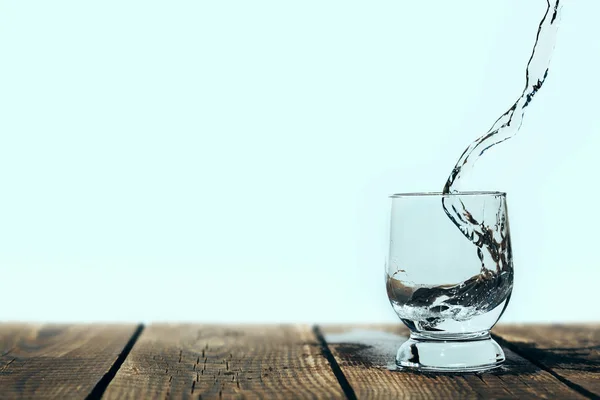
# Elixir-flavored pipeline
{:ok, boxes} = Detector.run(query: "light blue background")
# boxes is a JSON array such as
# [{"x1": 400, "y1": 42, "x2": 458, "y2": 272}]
[{"x1": 1, "y1": 1, "x2": 598, "y2": 322}]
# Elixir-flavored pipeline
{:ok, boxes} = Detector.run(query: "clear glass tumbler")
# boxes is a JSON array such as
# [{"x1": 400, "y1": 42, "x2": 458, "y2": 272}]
[{"x1": 386, "y1": 191, "x2": 513, "y2": 372}]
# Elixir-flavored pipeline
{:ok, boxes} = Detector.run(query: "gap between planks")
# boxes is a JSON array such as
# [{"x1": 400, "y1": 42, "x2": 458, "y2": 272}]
[
  {"x1": 313, "y1": 325, "x2": 358, "y2": 400},
  {"x1": 491, "y1": 332, "x2": 598, "y2": 400},
  {"x1": 85, "y1": 324, "x2": 145, "y2": 400}
]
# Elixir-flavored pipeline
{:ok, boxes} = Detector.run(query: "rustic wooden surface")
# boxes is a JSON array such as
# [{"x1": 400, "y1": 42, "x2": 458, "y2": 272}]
[
  {"x1": 0, "y1": 324, "x2": 139, "y2": 399},
  {"x1": 103, "y1": 324, "x2": 344, "y2": 399},
  {"x1": 319, "y1": 324, "x2": 589, "y2": 399},
  {"x1": 0, "y1": 323, "x2": 598, "y2": 399},
  {"x1": 494, "y1": 324, "x2": 600, "y2": 398}
]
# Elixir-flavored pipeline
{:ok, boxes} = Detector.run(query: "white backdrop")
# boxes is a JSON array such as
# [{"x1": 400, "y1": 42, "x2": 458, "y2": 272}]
[{"x1": 1, "y1": 0, "x2": 599, "y2": 323}]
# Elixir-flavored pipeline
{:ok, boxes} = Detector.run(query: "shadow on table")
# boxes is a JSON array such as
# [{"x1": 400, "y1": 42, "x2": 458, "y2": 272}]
[
  {"x1": 496, "y1": 339, "x2": 600, "y2": 373},
  {"x1": 322, "y1": 328, "x2": 566, "y2": 376}
]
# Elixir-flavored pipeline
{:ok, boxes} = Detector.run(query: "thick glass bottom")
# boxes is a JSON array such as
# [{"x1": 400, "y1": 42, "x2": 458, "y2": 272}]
[{"x1": 395, "y1": 334, "x2": 505, "y2": 372}]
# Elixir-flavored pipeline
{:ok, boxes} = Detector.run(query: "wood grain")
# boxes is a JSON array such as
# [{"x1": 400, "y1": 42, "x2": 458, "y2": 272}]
[
  {"x1": 320, "y1": 324, "x2": 587, "y2": 399},
  {"x1": 103, "y1": 324, "x2": 344, "y2": 399},
  {"x1": 494, "y1": 324, "x2": 600, "y2": 398},
  {"x1": 0, "y1": 324, "x2": 139, "y2": 399}
]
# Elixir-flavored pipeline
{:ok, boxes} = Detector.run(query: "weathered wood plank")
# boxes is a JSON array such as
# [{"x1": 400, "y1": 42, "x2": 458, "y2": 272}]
[
  {"x1": 0, "y1": 324, "x2": 139, "y2": 399},
  {"x1": 104, "y1": 324, "x2": 344, "y2": 399},
  {"x1": 320, "y1": 324, "x2": 586, "y2": 399},
  {"x1": 494, "y1": 324, "x2": 600, "y2": 398}
]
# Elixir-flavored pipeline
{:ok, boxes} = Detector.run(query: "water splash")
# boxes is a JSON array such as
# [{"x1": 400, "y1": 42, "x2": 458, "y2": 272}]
[
  {"x1": 442, "y1": 0, "x2": 561, "y2": 249},
  {"x1": 444, "y1": 0, "x2": 561, "y2": 195}
]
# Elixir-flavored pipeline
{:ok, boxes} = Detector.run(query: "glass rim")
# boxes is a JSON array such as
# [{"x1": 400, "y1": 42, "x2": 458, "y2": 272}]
[{"x1": 389, "y1": 191, "x2": 506, "y2": 198}]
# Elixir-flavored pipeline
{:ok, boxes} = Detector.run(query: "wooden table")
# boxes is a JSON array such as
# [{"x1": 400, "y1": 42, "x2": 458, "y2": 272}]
[{"x1": 0, "y1": 324, "x2": 598, "y2": 399}]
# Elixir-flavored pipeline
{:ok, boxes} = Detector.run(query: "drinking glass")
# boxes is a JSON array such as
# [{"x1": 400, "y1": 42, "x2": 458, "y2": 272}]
[{"x1": 386, "y1": 191, "x2": 513, "y2": 372}]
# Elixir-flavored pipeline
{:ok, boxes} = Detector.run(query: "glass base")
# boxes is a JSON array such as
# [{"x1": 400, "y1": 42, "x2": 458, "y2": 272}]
[{"x1": 396, "y1": 333, "x2": 505, "y2": 372}]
